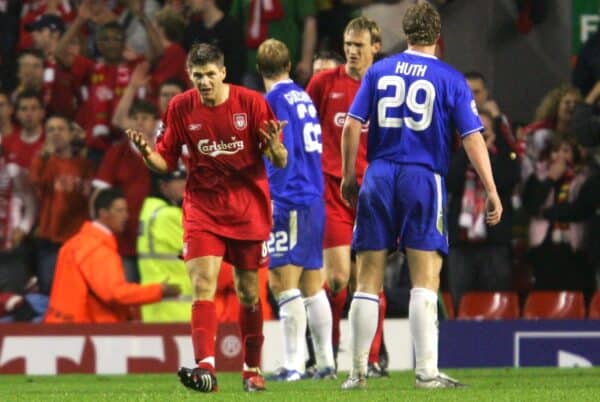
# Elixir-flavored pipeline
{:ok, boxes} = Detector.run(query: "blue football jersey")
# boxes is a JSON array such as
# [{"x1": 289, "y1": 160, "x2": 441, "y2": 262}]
[
  {"x1": 348, "y1": 49, "x2": 483, "y2": 176},
  {"x1": 264, "y1": 79, "x2": 323, "y2": 207}
]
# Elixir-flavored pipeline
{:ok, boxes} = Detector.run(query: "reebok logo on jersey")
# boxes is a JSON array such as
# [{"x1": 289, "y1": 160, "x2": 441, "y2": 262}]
[
  {"x1": 334, "y1": 112, "x2": 369, "y2": 132},
  {"x1": 198, "y1": 138, "x2": 244, "y2": 157},
  {"x1": 330, "y1": 92, "x2": 344, "y2": 99}
]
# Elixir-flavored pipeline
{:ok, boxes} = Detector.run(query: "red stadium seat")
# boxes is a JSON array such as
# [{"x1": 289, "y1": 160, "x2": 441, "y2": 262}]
[
  {"x1": 441, "y1": 291, "x2": 455, "y2": 319},
  {"x1": 589, "y1": 291, "x2": 600, "y2": 319},
  {"x1": 523, "y1": 291, "x2": 585, "y2": 319},
  {"x1": 457, "y1": 291, "x2": 520, "y2": 320}
]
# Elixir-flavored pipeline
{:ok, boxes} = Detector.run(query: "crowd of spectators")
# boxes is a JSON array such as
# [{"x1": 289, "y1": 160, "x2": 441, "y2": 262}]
[{"x1": 0, "y1": 0, "x2": 598, "y2": 322}]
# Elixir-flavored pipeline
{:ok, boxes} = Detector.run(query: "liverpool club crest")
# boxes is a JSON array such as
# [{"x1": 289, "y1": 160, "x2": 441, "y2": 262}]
[{"x1": 233, "y1": 113, "x2": 247, "y2": 130}]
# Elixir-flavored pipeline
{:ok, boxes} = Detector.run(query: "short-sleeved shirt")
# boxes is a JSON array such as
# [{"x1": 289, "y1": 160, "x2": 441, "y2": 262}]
[
  {"x1": 156, "y1": 85, "x2": 275, "y2": 240},
  {"x1": 265, "y1": 79, "x2": 322, "y2": 208},
  {"x1": 348, "y1": 49, "x2": 483, "y2": 176},
  {"x1": 3, "y1": 129, "x2": 45, "y2": 169},
  {"x1": 29, "y1": 155, "x2": 95, "y2": 243},
  {"x1": 306, "y1": 65, "x2": 368, "y2": 181}
]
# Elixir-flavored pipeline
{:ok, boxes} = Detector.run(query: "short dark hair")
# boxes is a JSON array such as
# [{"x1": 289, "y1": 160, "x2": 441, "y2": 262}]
[
  {"x1": 155, "y1": 8, "x2": 185, "y2": 44},
  {"x1": 15, "y1": 89, "x2": 43, "y2": 109},
  {"x1": 93, "y1": 187, "x2": 124, "y2": 217},
  {"x1": 402, "y1": 3, "x2": 441, "y2": 46},
  {"x1": 256, "y1": 39, "x2": 290, "y2": 79},
  {"x1": 159, "y1": 78, "x2": 187, "y2": 92},
  {"x1": 344, "y1": 16, "x2": 382, "y2": 45},
  {"x1": 187, "y1": 43, "x2": 224, "y2": 69},
  {"x1": 98, "y1": 21, "x2": 125, "y2": 40},
  {"x1": 464, "y1": 71, "x2": 486, "y2": 83},
  {"x1": 313, "y1": 50, "x2": 344, "y2": 65},
  {"x1": 129, "y1": 100, "x2": 159, "y2": 118}
]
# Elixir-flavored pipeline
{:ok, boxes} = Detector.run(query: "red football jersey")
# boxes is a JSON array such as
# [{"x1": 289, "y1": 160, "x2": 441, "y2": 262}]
[
  {"x1": 3, "y1": 129, "x2": 45, "y2": 169},
  {"x1": 71, "y1": 55, "x2": 144, "y2": 150},
  {"x1": 306, "y1": 65, "x2": 368, "y2": 181},
  {"x1": 156, "y1": 85, "x2": 274, "y2": 240}
]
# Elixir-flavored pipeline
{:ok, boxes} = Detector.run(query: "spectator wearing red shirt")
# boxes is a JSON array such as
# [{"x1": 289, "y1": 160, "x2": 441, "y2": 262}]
[
  {"x1": 11, "y1": 50, "x2": 45, "y2": 104},
  {"x1": 3, "y1": 90, "x2": 45, "y2": 169},
  {"x1": 93, "y1": 100, "x2": 159, "y2": 283},
  {"x1": 26, "y1": 13, "x2": 81, "y2": 119},
  {"x1": 29, "y1": 115, "x2": 95, "y2": 295},
  {"x1": 54, "y1": 0, "x2": 163, "y2": 161},
  {"x1": 151, "y1": 7, "x2": 189, "y2": 91},
  {"x1": 17, "y1": 0, "x2": 76, "y2": 51}
]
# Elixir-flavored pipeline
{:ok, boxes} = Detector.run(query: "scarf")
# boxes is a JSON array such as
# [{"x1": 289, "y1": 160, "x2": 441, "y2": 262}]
[
  {"x1": 245, "y1": 0, "x2": 284, "y2": 49},
  {"x1": 458, "y1": 166, "x2": 488, "y2": 241}
]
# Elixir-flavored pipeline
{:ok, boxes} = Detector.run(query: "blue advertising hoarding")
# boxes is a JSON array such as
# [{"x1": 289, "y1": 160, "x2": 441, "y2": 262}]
[{"x1": 439, "y1": 320, "x2": 600, "y2": 368}]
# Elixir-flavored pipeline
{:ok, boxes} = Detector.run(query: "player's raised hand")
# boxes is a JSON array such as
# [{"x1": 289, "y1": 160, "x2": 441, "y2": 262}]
[
  {"x1": 126, "y1": 128, "x2": 151, "y2": 157},
  {"x1": 341, "y1": 175, "x2": 359, "y2": 209},
  {"x1": 260, "y1": 120, "x2": 288, "y2": 167},
  {"x1": 485, "y1": 191, "x2": 503, "y2": 226},
  {"x1": 259, "y1": 119, "x2": 287, "y2": 148}
]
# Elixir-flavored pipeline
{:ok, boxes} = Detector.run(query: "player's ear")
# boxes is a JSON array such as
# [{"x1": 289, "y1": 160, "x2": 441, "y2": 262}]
[
  {"x1": 372, "y1": 41, "x2": 382, "y2": 55},
  {"x1": 286, "y1": 61, "x2": 291, "y2": 73},
  {"x1": 220, "y1": 65, "x2": 227, "y2": 81}
]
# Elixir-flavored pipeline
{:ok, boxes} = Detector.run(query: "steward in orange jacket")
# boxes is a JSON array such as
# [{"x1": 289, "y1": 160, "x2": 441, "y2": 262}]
[{"x1": 45, "y1": 188, "x2": 180, "y2": 323}]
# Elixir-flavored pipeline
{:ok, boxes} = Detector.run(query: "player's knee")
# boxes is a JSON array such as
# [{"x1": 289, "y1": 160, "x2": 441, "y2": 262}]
[
  {"x1": 190, "y1": 272, "x2": 217, "y2": 300},
  {"x1": 327, "y1": 270, "x2": 350, "y2": 292},
  {"x1": 236, "y1": 277, "x2": 259, "y2": 305}
]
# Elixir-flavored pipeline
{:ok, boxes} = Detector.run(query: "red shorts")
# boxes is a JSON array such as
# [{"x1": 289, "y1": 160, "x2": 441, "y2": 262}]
[
  {"x1": 183, "y1": 230, "x2": 269, "y2": 269},
  {"x1": 323, "y1": 173, "x2": 355, "y2": 248}
]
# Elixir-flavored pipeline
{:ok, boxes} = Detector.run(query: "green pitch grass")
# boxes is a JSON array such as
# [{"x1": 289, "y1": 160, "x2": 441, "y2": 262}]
[{"x1": 1, "y1": 368, "x2": 599, "y2": 401}]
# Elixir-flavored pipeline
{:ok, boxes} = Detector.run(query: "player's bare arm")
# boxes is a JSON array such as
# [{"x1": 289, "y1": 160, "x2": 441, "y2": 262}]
[
  {"x1": 340, "y1": 115, "x2": 362, "y2": 208},
  {"x1": 260, "y1": 120, "x2": 288, "y2": 168},
  {"x1": 462, "y1": 132, "x2": 503, "y2": 225},
  {"x1": 125, "y1": 128, "x2": 169, "y2": 173}
]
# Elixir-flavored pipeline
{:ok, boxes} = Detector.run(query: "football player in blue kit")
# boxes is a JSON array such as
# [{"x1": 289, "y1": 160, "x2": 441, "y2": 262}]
[
  {"x1": 257, "y1": 39, "x2": 336, "y2": 381},
  {"x1": 340, "y1": 3, "x2": 503, "y2": 389}
]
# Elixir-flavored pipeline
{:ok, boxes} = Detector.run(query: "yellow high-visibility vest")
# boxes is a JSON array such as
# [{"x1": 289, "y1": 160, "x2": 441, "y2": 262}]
[{"x1": 137, "y1": 197, "x2": 191, "y2": 322}]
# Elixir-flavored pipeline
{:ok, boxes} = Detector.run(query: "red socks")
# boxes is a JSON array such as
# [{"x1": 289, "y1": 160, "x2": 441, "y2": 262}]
[
  {"x1": 239, "y1": 301, "x2": 264, "y2": 370},
  {"x1": 324, "y1": 283, "x2": 348, "y2": 350},
  {"x1": 191, "y1": 300, "x2": 217, "y2": 373},
  {"x1": 368, "y1": 291, "x2": 387, "y2": 363}
]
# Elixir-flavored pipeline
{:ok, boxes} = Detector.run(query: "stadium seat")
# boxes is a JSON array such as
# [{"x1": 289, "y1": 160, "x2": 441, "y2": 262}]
[
  {"x1": 523, "y1": 291, "x2": 585, "y2": 319},
  {"x1": 441, "y1": 291, "x2": 455, "y2": 319},
  {"x1": 589, "y1": 291, "x2": 600, "y2": 319},
  {"x1": 457, "y1": 291, "x2": 519, "y2": 320}
]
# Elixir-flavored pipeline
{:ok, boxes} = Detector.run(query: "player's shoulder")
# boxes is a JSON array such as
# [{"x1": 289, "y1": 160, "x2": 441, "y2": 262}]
[
  {"x1": 308, "y1": 65, "x2": 343, "y2": 87},
  {"x1": 168, "y1": 88, "x2": 199, "y2": 112},
  {"x1": 230, "y1": 84, "x2": 269, "y2": 107}
]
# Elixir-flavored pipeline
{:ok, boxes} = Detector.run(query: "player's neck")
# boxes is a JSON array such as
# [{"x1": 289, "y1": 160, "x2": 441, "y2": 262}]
[
  {"x1": 407, "y1": 44, "x2": 437, "y2": 56},
  {"x1": 263, "y1": 74, "x2": 290, "y2": 93},
  {"x1": 345, "y1": 65, "x2": 366, "y2": 81}
]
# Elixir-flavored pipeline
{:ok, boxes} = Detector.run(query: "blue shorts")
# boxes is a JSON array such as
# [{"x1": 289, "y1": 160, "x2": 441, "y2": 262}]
[
  {"x1": 352, "y1": 160, "x2": 449, "y2": 255},
  {"x1": 268, "y1": 198, "x2": 324, "y2": 270}
]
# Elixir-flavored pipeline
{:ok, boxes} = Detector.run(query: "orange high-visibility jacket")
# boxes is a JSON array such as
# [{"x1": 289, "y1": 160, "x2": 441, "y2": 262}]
[{"x1": 45, "y1": 221, "x2": 163, "y2": 323}]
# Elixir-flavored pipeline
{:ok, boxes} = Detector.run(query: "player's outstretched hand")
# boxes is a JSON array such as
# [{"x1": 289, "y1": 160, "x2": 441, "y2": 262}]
[
  {"x1": 126, "y1": 128, "x2": 151, "y2": 157},
  {"x1": 341, "y1": 176, "x2": 359, "y2": 209},
  {"x1": 485, "y1": 191, "x2": 503, "y2": 226},
  {"x1": 259, "y1": 119, "x2": 287, "y2": 149}
]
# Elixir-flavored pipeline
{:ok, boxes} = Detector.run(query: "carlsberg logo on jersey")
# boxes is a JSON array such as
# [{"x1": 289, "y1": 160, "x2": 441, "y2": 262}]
[{"x1": 198, "y1": 137, "x2": 245, "y2": 157}]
